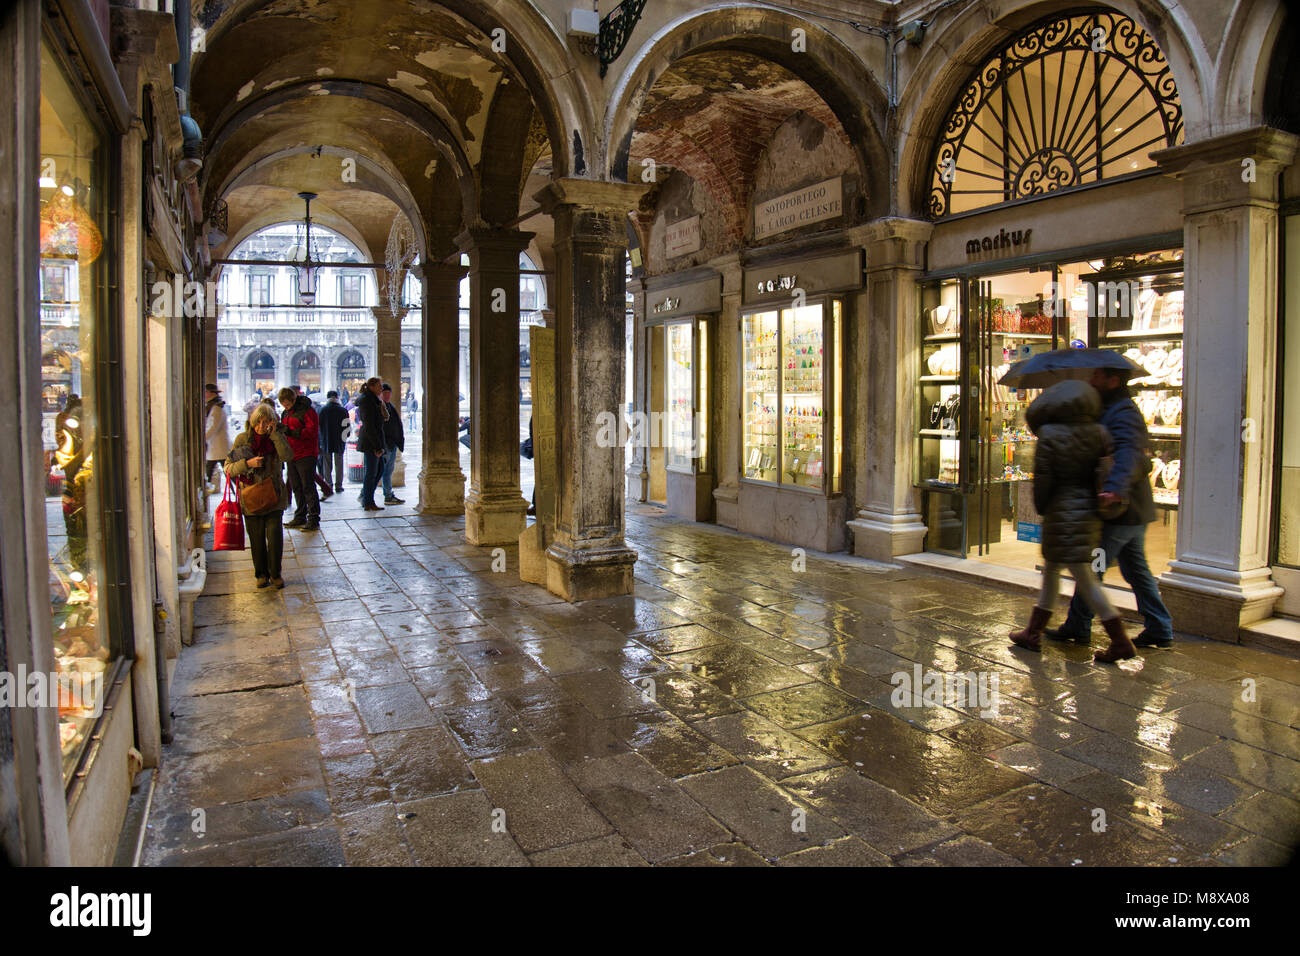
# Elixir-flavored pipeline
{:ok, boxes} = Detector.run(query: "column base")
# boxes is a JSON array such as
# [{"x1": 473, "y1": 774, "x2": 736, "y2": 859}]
[
  {"x1": 518, "y1": 522, "x2": 552, "y2": 586},
  {"x1": 626, "y1": 463, "x2": 648, "y2": 503},
  {"x1": 417, "y1": 463, "x2": 467, "y2": 515},
  {"x1": 545, "y1": 540, "x2": 636, "y2": 602},
  {"x1": 1158, "y1": 561, "x2": 1284, "y2": 643},
  {"x1": 465, "y1": 488, "x2": 527, "y2": 545},
  {"x1": 713, "y1": 483, "x2": 739, "y2": 529},
  {"x1": 848, "y1": 509, "x2": 928, "y2": 563}
]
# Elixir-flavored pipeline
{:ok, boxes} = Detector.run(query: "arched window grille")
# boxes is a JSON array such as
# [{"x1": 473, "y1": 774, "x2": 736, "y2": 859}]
[{"x1": 928, "y1": 9, "x2": 1183, "y2": 219}]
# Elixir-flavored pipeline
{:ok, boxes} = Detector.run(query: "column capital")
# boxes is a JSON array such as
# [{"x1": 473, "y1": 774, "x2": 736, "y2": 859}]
[
  {"x1": 369, "y1": 305, "x2": 408, "y2": 326},
  {"x1": 1153, "y1": 126, "x2": 1300, "y2": 213},
  {"x1": 420, "y1": 262, "x2": 468, "y2": 285},
  {"x1": 533, "y1": 178, "x2": 649, "y2": 216},
  {"x1": 706, "y1": 251, "x2": 743, "y2": 292},
  {"x1": 455, "y1": 226, "x2": 534, "y2": 255},
  {"x1": 854, "y1": 217, "x2": 934, "y2": 273}
]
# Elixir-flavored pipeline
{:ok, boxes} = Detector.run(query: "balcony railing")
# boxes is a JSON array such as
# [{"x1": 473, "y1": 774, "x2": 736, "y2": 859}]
[{"x1": 221, "y1": 305, "x2": 371, "y2": 327}]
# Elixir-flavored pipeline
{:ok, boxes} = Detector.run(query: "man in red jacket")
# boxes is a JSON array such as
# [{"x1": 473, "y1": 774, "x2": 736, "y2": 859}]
[{"x1": 278, "y1": 386, "x2": 321, "y2": 531}]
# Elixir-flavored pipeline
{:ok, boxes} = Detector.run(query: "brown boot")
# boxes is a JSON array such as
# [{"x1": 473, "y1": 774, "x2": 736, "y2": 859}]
[
  {"x1": 1010, "y1": 606, "x2": 1052, "y2": 650},
  {"x1": 1094, "y1": 617, "x2": 1136, "y2": 663}
]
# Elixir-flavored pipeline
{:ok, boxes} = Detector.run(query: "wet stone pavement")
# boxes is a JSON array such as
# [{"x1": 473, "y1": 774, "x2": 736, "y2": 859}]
[{"x1": 141, "y1": 496, "x2": 1300, "y2": 866}]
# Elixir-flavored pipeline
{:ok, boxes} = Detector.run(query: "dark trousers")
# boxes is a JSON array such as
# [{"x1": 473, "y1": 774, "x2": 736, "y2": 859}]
[
  {"x1": 361, "y1": 448, "x2": 384, "y2": 505},
  {"x1": 287, "y1": 456, "x2": 320, "y2": 522},
  {"x1": 244, "y1": 509, "x2": 284, "y2": 579},
  {"x1": 1061, "y1": 523, "x2": 1174, "y2": 639},
  {"x1": 320, "y1": 450, "x2": 344, "y2": 488}
]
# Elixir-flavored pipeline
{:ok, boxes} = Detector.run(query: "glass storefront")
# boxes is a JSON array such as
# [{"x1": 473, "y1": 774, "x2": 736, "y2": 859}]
[
  {"x1": 38, "y1": 36, "x2": 116, "y2": 782},
  {"x1": 918, "y1": 249, "x2": 1183, "y2": 583},
  {"x1": 742, "y1": 299, "x2": 841, "y2": 493}
]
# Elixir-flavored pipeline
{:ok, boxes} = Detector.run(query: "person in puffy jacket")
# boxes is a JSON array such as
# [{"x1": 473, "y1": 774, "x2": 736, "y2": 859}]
[
  {"x1": 1045, "y1": 366, "x2": 1173, "y2": 649},
  {"x1": 1009, "y1": 379, "x2": 1136, "y2": 662},
  {"x1": 355, "y1": 377, "x2": 388, "y2": 510},
  {"x1": 278, "y1": 386, "x2": 320, "y2": 531},
  {"x1": 226, "y1": 402, "x2": 293, "y2": 588}
]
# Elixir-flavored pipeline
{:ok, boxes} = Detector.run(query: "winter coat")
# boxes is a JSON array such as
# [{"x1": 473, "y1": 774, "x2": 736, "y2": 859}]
[
  {"x1": 279, "y1": 394, "x2": 319, "y2": 461},
  {"x1": 225, "y1": 425, "x2": 293, "y2": 515},
  {"x1": 382, "y1": 400, "x2": 405, "y2": 452},
  {"x1": 1096, "y1": 386, "x2": 1156, "y2": 526},
  {"x1": 1026, "y1": 380, "x2": 1109, "y2": 565},
  {"x1": 205, "y1": 398, "x2": 232, "y2": 461},
  {"x1": 318, "y1": 399, "x2": 351, "y2": 455},
  {"x1": 356, "y1": 389, "x2": 387, "y2": 456}
]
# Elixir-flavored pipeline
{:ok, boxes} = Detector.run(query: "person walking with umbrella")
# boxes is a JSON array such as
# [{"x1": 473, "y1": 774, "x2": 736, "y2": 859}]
[
  {"x1": 1007, "y1": 378, "x2": 1136, "y2": 662},
  {"x1": 1044, "y1": 365, "x2": 1174, "y2": 649}
]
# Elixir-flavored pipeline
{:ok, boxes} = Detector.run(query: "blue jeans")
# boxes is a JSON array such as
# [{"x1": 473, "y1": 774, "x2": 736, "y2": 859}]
[
  {"x1": 381, "y1": 446, "x2": 397, "y2": 499},
  {"x1": 1061, "y1": 523, "x2": 1173, "y2": 639},
  {"x1": 361, "y1": 448, "x2": 384, "y2": 506}
]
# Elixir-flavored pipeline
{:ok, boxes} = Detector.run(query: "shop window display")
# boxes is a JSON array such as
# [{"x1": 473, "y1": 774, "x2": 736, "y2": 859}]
[
  {"x1": 39, "y1": 38, "x2": 114, "y2": 781},
  {"x1": 742, "y1": 300, "x2": 841, "y2": 493}
]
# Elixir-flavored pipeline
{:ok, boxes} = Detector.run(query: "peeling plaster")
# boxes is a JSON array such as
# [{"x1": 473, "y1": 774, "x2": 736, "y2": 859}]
[
  {"x1": 423, "y1": 158, "x2": 438, "y2": 179},
  {"x1": 316, "y1": 67, "x2": 334, "y2": 76},
  {"x1": 237, "y1": 80, "x2": 256, "y2": 101}
]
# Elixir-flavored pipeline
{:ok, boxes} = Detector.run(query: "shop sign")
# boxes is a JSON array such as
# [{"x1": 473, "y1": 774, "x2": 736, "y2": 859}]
[
  {"x1": 644, "y1": 274, "x2": 721, "y2": 320},
  {"x1": 665, "y1": 216, "x2": 701, "y2": 258},
  {"x1": 966, "y1": 226, "x2": 1033, "y2": 258},
  {"x1": 753, "y1": 177, "x2": 843, "y2": 241},
  {"x1": 743, "y1": 249, "x2": 863, "y2": 305}
]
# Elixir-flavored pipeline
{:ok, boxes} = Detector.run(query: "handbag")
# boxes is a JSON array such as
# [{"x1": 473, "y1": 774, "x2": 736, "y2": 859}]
[
  {"x1": 240, "y1": 468, "x2": 281, "y2": 516},
  {"x1": 214, "y1": 476, "x2": 246, "y2": 551}
]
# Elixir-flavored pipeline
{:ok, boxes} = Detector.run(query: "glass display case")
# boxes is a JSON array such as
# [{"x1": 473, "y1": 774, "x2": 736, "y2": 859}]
[
  {"x1": 665, "y1": 318, "x2": 708, "y2": 473},
  {"x1": 742, "y1": 299, "x2": 841, "y2": 493},
  {"x1": 1087, "y1": 257, "x2": 1184, "y2": 508},
  {"x1": 918, "y1": 275, "x2": 1059, "y2": 555}
]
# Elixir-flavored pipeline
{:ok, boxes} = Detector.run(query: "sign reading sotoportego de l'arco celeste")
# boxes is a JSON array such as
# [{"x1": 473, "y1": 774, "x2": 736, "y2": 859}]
[{"x1": 753, "y1": 177, "x2": 843, "y2": 241}]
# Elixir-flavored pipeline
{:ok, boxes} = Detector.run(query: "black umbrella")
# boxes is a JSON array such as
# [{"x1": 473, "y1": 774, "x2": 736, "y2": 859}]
[{"x1": 998, "y1": 348, "x2": 1143, "y2": 389}]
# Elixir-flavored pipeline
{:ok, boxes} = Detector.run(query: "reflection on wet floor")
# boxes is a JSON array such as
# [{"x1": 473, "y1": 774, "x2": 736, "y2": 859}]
[{"x1": 140, "y1": 497, "x2": 1300, "y2": 866}]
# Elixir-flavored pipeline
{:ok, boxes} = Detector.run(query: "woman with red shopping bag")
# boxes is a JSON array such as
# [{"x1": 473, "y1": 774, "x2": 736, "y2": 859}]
[{"x1": 225, "y1": 403, "x2": 293, "y2": 589}]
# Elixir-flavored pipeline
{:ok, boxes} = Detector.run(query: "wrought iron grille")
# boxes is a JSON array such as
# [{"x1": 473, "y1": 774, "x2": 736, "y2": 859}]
[
  {"x1": 928, "y1": 9, "x2": 1183, "y2": 219},
  {"x1": 599, "y1": 0, "x2": 647, "y2": 77}
]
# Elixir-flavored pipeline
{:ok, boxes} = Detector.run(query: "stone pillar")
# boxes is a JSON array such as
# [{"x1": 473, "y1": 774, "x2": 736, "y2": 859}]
[
  {"x1": 535, "y1": 179, "x2": 647, "y2": 601},
  {"x1": 371, "y1": 303, "x2": 405, "y2": 397},
  {"x1": 847, "y1": 218, "x2": 933, "y2": 562},
  {"x1": 418, "y1": 262, "x2": 468, "y2": 514},
  {"x1": 708, "y1": 252, "x2": 743, "y2": 528},
  {"x1": 1150, "y1": 127, "x2": 1299, "y2": 640},
  {"x1": 626, "y1": 277, "x2": 649, "y2": 501},
  {"x1": 457, "y1": 227, "x2": 533, "y2": 544}
]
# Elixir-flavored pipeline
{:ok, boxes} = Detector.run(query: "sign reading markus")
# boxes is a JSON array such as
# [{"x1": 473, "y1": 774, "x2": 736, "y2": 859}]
[{"x1": 753, "y1": 177, "x2": 843, "y2": 241}]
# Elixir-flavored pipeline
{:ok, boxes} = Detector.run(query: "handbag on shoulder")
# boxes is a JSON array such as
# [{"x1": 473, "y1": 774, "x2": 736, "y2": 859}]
[{"x1": 240, "y1": 471, "x2": 280, "y2": 516}]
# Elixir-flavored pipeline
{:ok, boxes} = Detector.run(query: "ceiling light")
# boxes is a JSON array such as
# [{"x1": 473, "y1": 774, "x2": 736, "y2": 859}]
[{"x1": 61, "y1": 184, "x2": 74, "y2": 196}]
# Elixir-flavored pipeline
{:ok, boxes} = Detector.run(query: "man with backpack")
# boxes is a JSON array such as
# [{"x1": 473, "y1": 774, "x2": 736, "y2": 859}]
[{"x1": 278, "y1": 386, "x2": 321, "y2": 531}]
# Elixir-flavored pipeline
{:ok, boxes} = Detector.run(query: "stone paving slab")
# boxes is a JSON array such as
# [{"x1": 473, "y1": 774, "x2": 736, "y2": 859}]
[{"x1": 138, "y1": 499, "x2": 1300, "y2": 866}]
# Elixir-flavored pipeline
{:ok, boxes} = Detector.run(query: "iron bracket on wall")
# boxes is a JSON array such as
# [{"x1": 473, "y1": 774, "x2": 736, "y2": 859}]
[{"x1": 598, "y1": 0, "x2": 647, "y2": 77}]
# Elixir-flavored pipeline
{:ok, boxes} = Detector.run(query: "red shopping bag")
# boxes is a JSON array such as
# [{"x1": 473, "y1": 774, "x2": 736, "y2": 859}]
[{"x1": 213, "y1": 475, "x2": 245, "y2": 551}]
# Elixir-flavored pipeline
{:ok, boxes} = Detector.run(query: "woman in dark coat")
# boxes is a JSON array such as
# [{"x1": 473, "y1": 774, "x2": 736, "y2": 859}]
[
  {"x1": 1010, "y1": 379, "x2": 1135, "y2": 662},
  {"x1": 226, "y1": 402, "x2": 293, "y2": 589}
]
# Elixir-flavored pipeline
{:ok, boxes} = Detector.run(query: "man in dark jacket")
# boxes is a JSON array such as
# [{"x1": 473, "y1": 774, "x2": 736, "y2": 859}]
[
  {"x1": 318, "y1": 391, "x2": 351, "y2": 493},
  {"x1": 278, "y1": 386, "x2": 321, "y2": 530},
  {"x1": 1046, "y1": 366, "x2": 1174, "y2": 648},
  {"x1": 356, "y1": 376, "x2": 388, "y2": 511},
  {"x1": 380, "y1": 383, "x2": 405, "y2": 505}
]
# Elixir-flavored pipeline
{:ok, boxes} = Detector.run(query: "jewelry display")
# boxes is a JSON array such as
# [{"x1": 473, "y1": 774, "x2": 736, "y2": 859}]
[{"x1": 928, "y1": 304, "x2": 956, "y2": 336}]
